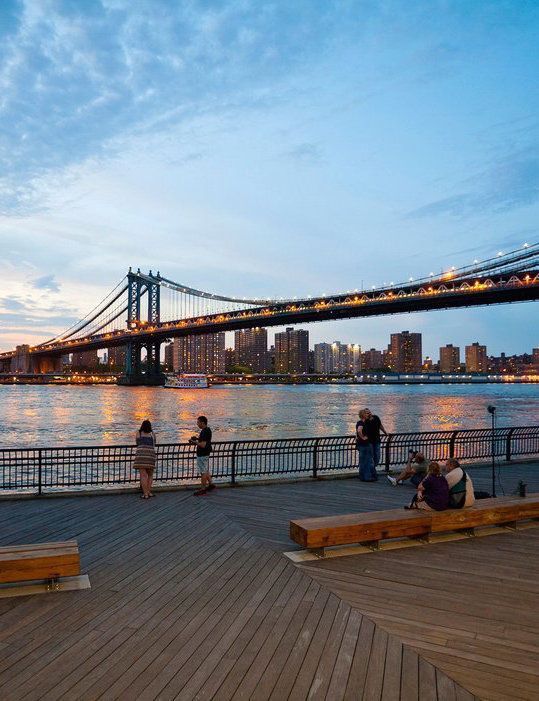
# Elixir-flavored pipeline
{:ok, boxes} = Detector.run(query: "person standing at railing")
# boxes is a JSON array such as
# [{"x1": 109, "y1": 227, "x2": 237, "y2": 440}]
[
  {"x1": 189, "y1": 416, "x2": 215, "y2": 496},
  {"x1": 133, "y1": 419, "x2": 157, "y2": 499},
  {"x1": 356, "y1": 409, "x2": 377, "y2": 482},
  {"x1": 364, "y1": 408, "x2": 388, "y2": 470}
]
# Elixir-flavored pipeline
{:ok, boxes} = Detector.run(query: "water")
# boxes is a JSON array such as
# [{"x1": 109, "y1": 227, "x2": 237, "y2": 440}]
[{"x1": 1, "y1": 383, "x2": 538, "y2": 447}]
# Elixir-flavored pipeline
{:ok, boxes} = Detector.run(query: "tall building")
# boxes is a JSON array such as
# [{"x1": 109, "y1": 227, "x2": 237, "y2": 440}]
[
  {"x1": 314, "y1": 341, "x2": 361, "y2": 373},
  {"x1": 107, "y1": 345, "x2": 126, "y2": 369},
  {"x1": 234, "y1": 328, "x2": 268, "y2": 372},
  {"x1": 275, "y1": 327, "x2": 309, "y2": 373},
  {"x1": 439, "y1": 344, "x2": 460, "y2": 373},
  {"x1": 72, "y1": 350, "x2": 99, "y2": 369},
  {"x1": 331, "y1": 342, "x2": 362, "y2": 373},
  {"x1": 163, "y1": 342, "x2": 174, "y2": 370},
  {"x1": 465, "y1": 342, "x2": 487, "y2": 373},
  {"x1": 314, "y1": 343, "x2": 332, "y2": 373},
  {"x1": 533, "y1": 348, "x2": 539, "y2": 371},
  {"x1": 362, "y1": 348, "x2": 384, "y2": 371},
  {"x1": 224, "y1": 347, "x2": 235, "y2": 372},
  {"x1": 172, "y1": 333, "x2": 225, "y2": 373},
  {"x1": 389, "y1": 331, "x2": 422, "y2": 373}
]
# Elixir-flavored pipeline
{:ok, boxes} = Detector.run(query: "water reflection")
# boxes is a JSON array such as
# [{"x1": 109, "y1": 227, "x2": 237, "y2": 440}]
[{"x1": 0, "y1": 383, "x2": 537, "y2": 447}]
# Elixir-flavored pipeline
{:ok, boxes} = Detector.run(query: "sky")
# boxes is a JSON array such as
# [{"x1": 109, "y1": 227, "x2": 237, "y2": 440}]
[{"x1": 1, "y1": 0, "x2": 538, "y2": 358}]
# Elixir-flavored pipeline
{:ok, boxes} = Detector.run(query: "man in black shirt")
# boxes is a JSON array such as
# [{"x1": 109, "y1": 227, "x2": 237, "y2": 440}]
[
  {"x1": 189, "y1": 415, "x2": 214, "y2": 496},
  {"x1": 364, "y1": 408, "x2": 388, "y2": 470}
]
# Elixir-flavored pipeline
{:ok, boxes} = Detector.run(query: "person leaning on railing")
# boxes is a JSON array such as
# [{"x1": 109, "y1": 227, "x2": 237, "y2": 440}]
[
  {"x1": 133, "y1": 419, "x2": 157, "y2": 499},
  {"x1": 444, "y1": 458, "x2": 475, "y2": 508}
]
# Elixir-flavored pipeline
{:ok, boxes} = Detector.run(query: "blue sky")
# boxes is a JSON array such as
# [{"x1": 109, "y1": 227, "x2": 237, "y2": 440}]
[{"x1": 0, "y1": 0, "x2": 538, "y2": 357}]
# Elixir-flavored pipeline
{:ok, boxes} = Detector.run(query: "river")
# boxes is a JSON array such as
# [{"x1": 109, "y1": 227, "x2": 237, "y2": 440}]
[{"x1": 1, "y1": 383, "x2": 538, "y2": 447}]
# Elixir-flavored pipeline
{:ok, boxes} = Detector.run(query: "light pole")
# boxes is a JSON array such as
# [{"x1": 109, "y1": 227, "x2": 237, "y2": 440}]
[{"x1": 487, "y1": 405, "x2": 497, "y2": 498}]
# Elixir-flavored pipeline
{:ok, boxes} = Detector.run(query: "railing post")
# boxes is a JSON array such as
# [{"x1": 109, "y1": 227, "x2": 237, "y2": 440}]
[
  {"x1": 38, "y1": 449, "x2": 42, "y2": 496},
  {"x1": 506, "y1": 428, "x2": 515, "y2": 462},
  {"x1": 449, "y1": 431, "x2": 458, "y2": 459},
  {"x1": 384, "y1": 434, "x2": 393, "y2": 472},
  {"x1": 230, "y1": 442, "x2": 237, "y2": 486},
  {"x1": 313, "y1": 439, "x2": 319, "y2": 479}
]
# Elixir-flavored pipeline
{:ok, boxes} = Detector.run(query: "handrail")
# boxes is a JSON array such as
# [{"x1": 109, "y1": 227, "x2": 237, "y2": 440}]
[{"x1": 1, "y1": 425, "x2": 538, "y2": 494}]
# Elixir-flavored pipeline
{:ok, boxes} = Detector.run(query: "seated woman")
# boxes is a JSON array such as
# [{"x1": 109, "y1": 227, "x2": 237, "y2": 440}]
[
  {"x1": 405, "y1": 461, "x2": 449, "y2": 511},
  {"x1": 444, "y1": 458, "x2": 475, "y2": 508}
]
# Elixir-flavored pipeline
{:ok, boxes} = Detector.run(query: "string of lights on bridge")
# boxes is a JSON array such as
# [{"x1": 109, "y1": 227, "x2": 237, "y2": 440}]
[{"x1": 0, "y1": 242, "x2": 538, "y2": 361}]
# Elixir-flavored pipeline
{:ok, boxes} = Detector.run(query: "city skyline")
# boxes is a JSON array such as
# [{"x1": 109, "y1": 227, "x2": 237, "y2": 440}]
[
  {"x1": 1, "y1": 2, "x2": 539, "y2": 356},
  {"x1": 160, "y1": 327, "x2": 538, "y2": 376}
]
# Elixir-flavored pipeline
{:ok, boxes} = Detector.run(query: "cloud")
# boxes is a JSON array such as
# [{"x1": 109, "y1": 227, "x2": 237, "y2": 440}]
[
  {"x1": 284, "y1": 142, "x2": 323, "y2": 165},
  {"x1": 408, "y1": 154, "x2": 539, "y2": 219},
  {"x1": 0, "y1": 296, "x2": 26, "y2": 311},
  {"x1": 0, "y1": 1, "x2": 348, "y2": 213},
  {"x1": 32, "y1": 274, "x2": 60, "y2": 292}
]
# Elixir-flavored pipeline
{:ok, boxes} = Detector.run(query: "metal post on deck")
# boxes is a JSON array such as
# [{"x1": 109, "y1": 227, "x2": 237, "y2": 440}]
[
  {"x1": 312, "y1": 439, "x2": 319, "y2": 479},
  {"x1": 449, "y1": 431, "x2": 458, "y2": 459},
  {"x1": 506, "y1": 427, "x2": 515, "y2": 462},
  {"x1": 38, "y1": 449, "x2": 42, "y2": 496},
  {"x1": 230, "y1": 442, "x2": 237, "y2": 486},
  {"x1": 384, "y1": 434, "x2": 393, "y2": 472}
]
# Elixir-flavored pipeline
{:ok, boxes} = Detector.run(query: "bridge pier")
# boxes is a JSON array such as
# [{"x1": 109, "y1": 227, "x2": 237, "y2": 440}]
[{"x1": 119, "y1": 339, "x2": 165, "y2": 386}]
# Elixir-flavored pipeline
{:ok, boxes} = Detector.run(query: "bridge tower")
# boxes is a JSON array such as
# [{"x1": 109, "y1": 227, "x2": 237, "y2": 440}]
[{"x1": 121, "y1": 269, "x2": 165, "y2": 386}]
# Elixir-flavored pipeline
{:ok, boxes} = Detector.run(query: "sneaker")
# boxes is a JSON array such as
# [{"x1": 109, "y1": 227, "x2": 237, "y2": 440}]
[
  {"x1": 387, "y1": 475, "x2": 397, "y2": 486},
  {"x1": 193, "y1": 489, "x2": 207, "y2": 497}
]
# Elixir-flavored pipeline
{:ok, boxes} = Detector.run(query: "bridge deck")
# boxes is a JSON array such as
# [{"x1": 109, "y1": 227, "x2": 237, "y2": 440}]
[{"x1": 0, "y1": 462, "x2": 537, "y2": 700}]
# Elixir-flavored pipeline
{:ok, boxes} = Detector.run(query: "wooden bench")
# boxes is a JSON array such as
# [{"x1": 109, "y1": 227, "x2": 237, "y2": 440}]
[
  {"x1": 0, "y1": 540, "x2": 90, "y2": 598},
  {"x1": 289, "y1": 493, "x2": 539, "y2": 558}
]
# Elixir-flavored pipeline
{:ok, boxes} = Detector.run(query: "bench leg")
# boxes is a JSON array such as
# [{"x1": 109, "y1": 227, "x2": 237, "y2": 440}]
[
  {"x1": 46, "y1": 577, "x2": 60, "y2": 592},
  {"x1": 500, "y1": 521, "x2": 518, "y2": 531},
  {"x1": 359, "y1": 541, "x2": 380, "y2": 551}
]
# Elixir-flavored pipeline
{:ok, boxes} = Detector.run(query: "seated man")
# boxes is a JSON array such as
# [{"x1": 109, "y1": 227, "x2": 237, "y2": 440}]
[
  {"x1": 444, "y1": 458, "x2": 475, "y2": 508},
  {"x1": 387, "y1": 450, "x2": 428, "y2": 487}
]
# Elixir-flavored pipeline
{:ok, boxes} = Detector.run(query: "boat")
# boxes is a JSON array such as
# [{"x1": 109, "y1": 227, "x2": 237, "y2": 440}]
[{"x1": 164, "y1": 373, "x2": 209, "y2": 389}]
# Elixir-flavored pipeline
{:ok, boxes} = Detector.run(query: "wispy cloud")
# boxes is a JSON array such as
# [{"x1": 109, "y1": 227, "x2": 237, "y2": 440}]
[
  {"x1": 408, "y1": 153, "x2": 539, "y2": 219},
  {"x1": 33, "y1": 273, "x2": 60, "y2": 292},
  {"x1": 284, "y1": 142, "x2": 323, "y2": 165}
]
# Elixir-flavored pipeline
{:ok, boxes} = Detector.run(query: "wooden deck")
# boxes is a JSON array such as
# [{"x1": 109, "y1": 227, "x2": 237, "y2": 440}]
[{"x1": 0, "y1": 461, "x2": 537, "y2": 700}]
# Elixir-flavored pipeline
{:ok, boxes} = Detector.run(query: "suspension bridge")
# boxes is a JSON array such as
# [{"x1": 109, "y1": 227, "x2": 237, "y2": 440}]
[{"x1": 1, "y1": 244, "x2": 538, "y2": 384}]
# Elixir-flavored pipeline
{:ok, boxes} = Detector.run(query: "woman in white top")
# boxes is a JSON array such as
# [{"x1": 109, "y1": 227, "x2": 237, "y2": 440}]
[{"x1": 444, "y1": 458, "x2": 475, "y2": 508}]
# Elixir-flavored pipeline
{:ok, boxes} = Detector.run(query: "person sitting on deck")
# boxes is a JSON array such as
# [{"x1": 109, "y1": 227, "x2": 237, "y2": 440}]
[
  {"x1": 444, "y1": 458, "x2": 475, "y2": 508},
  {"x1": 405, "y1": 461, "x2": 450, "y2": 511},
  {"x1": 387, "y1": 450, "x2": 428, "y2": 487}
]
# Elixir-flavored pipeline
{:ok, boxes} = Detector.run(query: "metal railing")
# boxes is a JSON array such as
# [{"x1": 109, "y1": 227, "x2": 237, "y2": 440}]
[{"x1": 1, "y1": 426, "x2": 538, "y2": 495}]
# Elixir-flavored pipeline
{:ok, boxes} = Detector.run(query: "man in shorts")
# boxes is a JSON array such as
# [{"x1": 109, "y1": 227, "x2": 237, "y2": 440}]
[{"x1": 189, "y1": 415, "x2": 214, "y2": 496}]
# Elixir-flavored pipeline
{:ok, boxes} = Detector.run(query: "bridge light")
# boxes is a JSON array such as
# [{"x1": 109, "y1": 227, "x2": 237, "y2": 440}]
[
  {"x1": 497, "y1": 251, "x2": 503, "y2": 256},
  {"x1": 409, "y1": 277, "x2": 414, "y2": 282}
]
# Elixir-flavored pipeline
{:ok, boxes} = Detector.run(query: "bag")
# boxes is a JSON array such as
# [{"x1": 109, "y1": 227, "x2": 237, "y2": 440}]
[{"x1": 474, "y1": 490, "x2": 491, "y2": 500}]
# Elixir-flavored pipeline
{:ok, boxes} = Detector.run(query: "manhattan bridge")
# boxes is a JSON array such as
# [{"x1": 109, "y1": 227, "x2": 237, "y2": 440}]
[{"x1": 1, "y1": 244, "x2": 538, "y2": 384}]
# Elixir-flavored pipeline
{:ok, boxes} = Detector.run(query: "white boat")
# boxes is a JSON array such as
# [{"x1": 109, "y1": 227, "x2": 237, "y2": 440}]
[{"x1": 164, "y1": 373, "x2": 209, "y2": 389}]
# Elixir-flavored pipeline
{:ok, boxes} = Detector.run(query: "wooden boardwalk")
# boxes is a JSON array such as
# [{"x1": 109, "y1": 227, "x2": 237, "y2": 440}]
[{"x1": 0, "y1": 462, "x2": 537, "y2": 699}]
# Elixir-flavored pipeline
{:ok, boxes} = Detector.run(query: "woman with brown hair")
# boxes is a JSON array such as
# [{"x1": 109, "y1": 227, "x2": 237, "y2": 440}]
[
  {"x1": 132, "y1": 419, "x2": 157, "y2": 499},
  {"x1": 406, "y1": 461, "x2": 449, "y2": 511}
]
